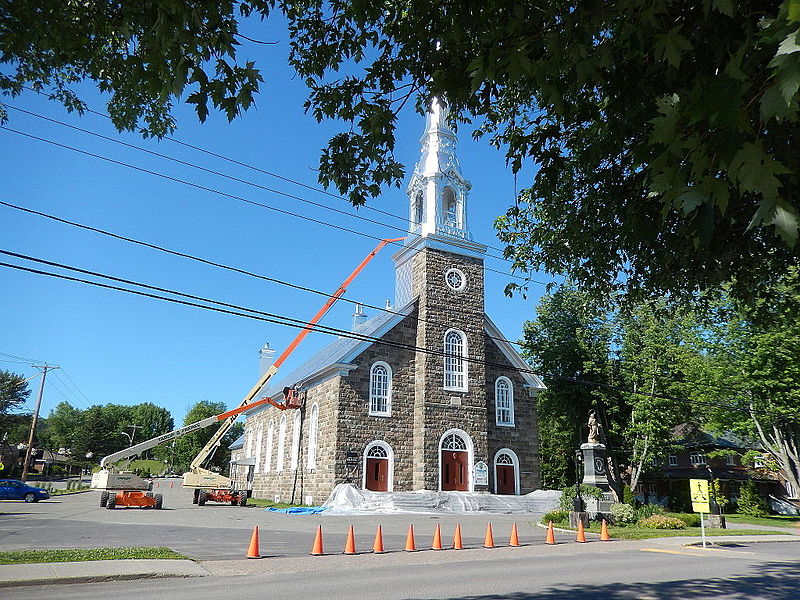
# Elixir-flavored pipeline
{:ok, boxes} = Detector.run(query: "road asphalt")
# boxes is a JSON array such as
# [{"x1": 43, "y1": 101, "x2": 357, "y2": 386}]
[{"x1": 2, "y1": 533, "x2": 797, "y2": 588}]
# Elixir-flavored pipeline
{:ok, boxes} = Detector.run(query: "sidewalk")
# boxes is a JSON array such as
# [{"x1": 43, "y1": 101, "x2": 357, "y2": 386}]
[{"x1": 0, "y1": 559, "x2": 209, "y2": 587}]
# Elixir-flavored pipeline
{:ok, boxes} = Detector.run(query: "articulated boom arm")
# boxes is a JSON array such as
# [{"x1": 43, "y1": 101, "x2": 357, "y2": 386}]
[{"x1": 187, "y1": 236, "x2": 405, "y2": 473}]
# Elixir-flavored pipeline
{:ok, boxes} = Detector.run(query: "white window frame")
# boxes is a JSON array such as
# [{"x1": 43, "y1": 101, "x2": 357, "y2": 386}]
[
  {"x1": 726, "y1": 454, "x2": 736, "y2": 466},
  {"x1": 689, "y1": 452, "x2": 707, "y2": 466},
  {"x1": 369, "y1": 361, "x2": 392, "y2": 417},
  {"x1": 253, "y1": 425, "x2": 263, "y2": 474},
  {"x1": 495, "y1": 376, "x2": 515, "y2": 427},
  {"x1": 306, "y1": 403, "x2": 319, "y2": 470},
  {"x1": 264, "y1": 421, "x2": 274, "y2": 472},
  {"x1": 443, "y1": 328, "x2": 468, "y2": 391},
  {"x1": 668, "y1": 454, "x2": 678, "y2": 467},
  {"x1": 276, "y1": 414, "x2": 287, "y2": 472},
  {"x1": 290, "y1": 410, "x2": 301, "y2": 471}
]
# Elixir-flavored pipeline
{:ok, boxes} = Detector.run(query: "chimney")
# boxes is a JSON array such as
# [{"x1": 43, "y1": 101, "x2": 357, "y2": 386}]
[
  {"x1": 352, "y1": 304, "x2": 368, "y2": 331},
  {"x1": 259, "y1": 342, "x2": 276, "y2": 376}
]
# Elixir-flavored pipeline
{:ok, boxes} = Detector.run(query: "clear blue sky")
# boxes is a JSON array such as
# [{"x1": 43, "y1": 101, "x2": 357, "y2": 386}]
[{"x1": 0, "y1": 17, "x2": 553, "y2": 432}]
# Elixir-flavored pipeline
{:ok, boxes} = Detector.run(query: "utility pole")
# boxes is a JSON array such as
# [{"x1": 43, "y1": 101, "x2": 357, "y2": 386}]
[{"x1": 21, "y1": 364, "x2": 59, "y2": 482}]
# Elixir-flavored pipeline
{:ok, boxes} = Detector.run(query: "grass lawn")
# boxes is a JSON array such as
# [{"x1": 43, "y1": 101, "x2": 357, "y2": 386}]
[
  {"x1": 724, "y1": 514, "x2": 800, "y2": 528},
  {"x1": 0, "y1": 547, "x2": 187, "y2": 565},
  {"x1": 546, "y1": 522, "x2": 786, "y2": 540},
  {"x1": 245, "y1": 498, "x2": 313, "y2": 509}
]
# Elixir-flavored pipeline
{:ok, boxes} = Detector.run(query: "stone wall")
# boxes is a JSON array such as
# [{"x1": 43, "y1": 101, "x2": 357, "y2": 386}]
[
  {"x1": 335, "y1": 310, "x2": 418, "y2": 489},
  {"x1": 485, "y1": 336, "x2": 541, "y2": 493}
]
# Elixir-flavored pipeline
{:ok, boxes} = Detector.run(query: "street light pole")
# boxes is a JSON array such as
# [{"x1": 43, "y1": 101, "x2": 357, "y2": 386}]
[{"x1": 21, "y1": 363, "x2": 59, "y2": 482}]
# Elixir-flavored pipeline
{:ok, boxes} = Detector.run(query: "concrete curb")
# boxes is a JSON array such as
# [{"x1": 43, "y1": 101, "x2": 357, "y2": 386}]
[{"x1": 0, "y1": 559, "x2": 209, "y2": 587}]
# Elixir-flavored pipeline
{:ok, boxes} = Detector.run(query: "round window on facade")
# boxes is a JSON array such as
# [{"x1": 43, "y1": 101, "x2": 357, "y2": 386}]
[{"x1": 445, "y1": 268, "x2": 466, "y2": 291}]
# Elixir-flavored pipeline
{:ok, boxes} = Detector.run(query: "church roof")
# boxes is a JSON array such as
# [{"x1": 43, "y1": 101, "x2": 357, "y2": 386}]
[{"x1": 245, "y1": 300, "x2": 417, "y2": 415}]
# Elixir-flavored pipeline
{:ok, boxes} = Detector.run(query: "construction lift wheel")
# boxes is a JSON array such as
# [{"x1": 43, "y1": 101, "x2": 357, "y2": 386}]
[
  {"x1": 192, "y1": 488, "x2": 200, "y2": 504},
  {"x1": 231, "y1": 493, "x2": 238, "y2": 506},
  {"x1": 100, "y1": 491, "x2": 109, "y2": 507},
  {"x1": 239, "y1": 492, "x2": 247, "y2": 507},
  {"x1": 154, "y1": 494, "x2": 163, "y2": 510},
  {"x1": 106, "y1": 494, "x2": 116, "y2": 509},
  {"x1": 197, "y1": 490, "x2": 207, "y2": 506}
]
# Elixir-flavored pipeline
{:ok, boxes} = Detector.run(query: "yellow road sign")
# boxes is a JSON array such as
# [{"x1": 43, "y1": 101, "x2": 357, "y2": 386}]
[{"x1": 690, "y1": 478, "x2": 711, "y2": 513}]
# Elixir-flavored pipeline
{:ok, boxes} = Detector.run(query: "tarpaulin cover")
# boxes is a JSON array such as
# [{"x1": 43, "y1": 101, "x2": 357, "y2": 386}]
[
  {"x1": 319, "y1": 483, "x2": 562, "y2": 515},
  {"x1": 264, "y1": 506, "x2": 328, "y2": 514}
]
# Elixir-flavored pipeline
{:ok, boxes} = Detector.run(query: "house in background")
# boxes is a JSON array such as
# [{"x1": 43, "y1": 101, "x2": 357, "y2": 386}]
[
  {"x1": 636, "y1": 423, "x2": 794, "y2": 511},
  {"x1": 232, "y1": 99, "x2": 546, "y2": 505}
]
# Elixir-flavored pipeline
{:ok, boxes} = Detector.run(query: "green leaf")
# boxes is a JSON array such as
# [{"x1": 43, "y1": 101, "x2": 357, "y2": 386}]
[
  {"x1": 776, "y1": 31, "x2": 800, "y2": 56},
  {"x1": 712, "y1": 0, "x2": 735, "y2": 17},
  {"x1": 790, "y1": 0, "x2": 800, "y2": 22},
  {"x1": 677, "y1": 188, "x2": 707, "y2": 214},
  {"x1": 769, "y1": 200, "x2": 799, "y2": 246},
  {"x1": 653, "y1": 28, "x2": 693, "y2": 68}
]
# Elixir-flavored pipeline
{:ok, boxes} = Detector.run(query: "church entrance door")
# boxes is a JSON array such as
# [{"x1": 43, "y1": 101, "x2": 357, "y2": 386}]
[
  {"x1": 496, "y1": 465, "x2": 515, "y2": 495},
  {"x1": 365, "y1": 457, "x2": 389, "y2": 491},
  {"x1": 441, "y1": 450, "x2": 468, "y2": 491}
]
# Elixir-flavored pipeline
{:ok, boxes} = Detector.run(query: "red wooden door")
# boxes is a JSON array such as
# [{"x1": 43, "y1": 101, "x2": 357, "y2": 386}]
[
  {"x1": 365, "y1": 457, "x2": 388, "y2": 492},
  {"x1": 496, "y1": 465, "x2": 515, "y2": 495},
  {"x1": 441, "y1": 450, "x2": 469, "y2": 491}
]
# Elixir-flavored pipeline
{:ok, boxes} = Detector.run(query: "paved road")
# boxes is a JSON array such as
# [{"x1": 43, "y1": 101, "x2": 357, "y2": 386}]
[
  {"x1": 3, "y1": 538, "x2": 800, "y2": 599},
  {"x1": 0, "y1": 479, "x2": 546, "y2": 559}
]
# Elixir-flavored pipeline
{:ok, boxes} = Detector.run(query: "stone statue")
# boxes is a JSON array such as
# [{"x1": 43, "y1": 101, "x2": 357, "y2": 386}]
[{"x1": 587, "y1": 410, "x2": 601, "y2": 444}]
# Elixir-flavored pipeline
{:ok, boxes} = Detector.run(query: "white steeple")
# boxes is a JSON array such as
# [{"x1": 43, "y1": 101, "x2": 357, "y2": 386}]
[{"x1": 407, "y1": 98, "x2": 472, "y2": 241}]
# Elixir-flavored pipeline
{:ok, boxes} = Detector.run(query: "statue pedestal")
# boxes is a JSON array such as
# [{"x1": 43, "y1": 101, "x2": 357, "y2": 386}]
[
  {"x1": 580, "y1": 443, "x2": 614, "y2": 518},
  {"x1": 569, "y1": 511, "x2": 589, "y2": 528},
  {"x1": 708, "y1": 514, "x2": 727, "y2": 529}
]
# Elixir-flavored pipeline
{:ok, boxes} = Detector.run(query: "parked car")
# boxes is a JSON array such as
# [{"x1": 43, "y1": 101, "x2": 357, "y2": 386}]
[{"x1": 0, "y1": 479, "x2": 50, "y2": 502}]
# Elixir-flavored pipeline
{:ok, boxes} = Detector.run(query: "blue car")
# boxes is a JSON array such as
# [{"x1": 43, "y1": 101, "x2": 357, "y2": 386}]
[{"x1": 0, "y1": 479, "x2": 50, "y2": 502}]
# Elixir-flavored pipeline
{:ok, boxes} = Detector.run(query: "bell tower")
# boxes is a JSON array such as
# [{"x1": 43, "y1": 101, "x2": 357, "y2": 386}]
[{"x1": 392, "y1": 98, "x2": 489, "y2": 491}]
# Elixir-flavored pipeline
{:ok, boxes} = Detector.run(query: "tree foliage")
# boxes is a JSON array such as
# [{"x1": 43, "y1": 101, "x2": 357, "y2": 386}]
[
  {"x1": 0, "y1": 370, "x2": 30, "y2": 432},
  {"x1": 172, "y1": 400, "x2": 242, "y2": 472},
  {"x1": 0, "y1": 1, "x2": 271, "y2": 137},
  {"x1": 3, "y1": 2, "x2": 799, "y2": 300}
]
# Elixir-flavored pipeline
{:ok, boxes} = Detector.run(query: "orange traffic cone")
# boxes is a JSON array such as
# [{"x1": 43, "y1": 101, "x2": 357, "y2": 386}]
[
  {"x1": 453, "y1": 523, "x2": 464, "y2": 550},
  {"x1": 545, "y1": 521, "x2": 556, "y2": 545},
  {"x1": 344, "y1": 525, "x2": 357, "y2": 555},
  {"x1": 576, "y1": 519, "x2": 587, "y2": 543},
  {"x1": 156, "y1": 482, "x2": 160, "y2": 487},
  {"x1": 246, "y1": 526, "x2": 261, "y2": 559},
  {"x1": 509, "y1": 522, "x2": 520, "y2": 547},
  {"x1": 170, "y1": 481, "x2": 174, "y2": 488},
  {"x1": 372, "y1": 525, "x2": 385, "y2": 554},
  {"x1": 404, "y1": 524, "x2": 417, "y2": 552},
  {"x1": 600, "y1": 519, "x2": 611, "y2": 541},
  {"x1": 431, "y1": 524, "x2": 443, "y2": 550},
  {"x1": 483, "y1": 523, "x2": 495, "y2": 548},
  {"x1": 310, "y1": 525, "x2": 324, "y2": 556}
]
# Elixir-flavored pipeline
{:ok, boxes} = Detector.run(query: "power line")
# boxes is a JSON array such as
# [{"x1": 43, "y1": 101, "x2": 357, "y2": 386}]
[
  {"x1": 2, "y1": 256, "x2": 792, "y2": 423},
  {"x1": 0, "y1": 200, "x2": 529, "y2": 350},
  {"x1": 1, "y1": 125, "x2": 542, "y2": 284},
  {"x1": 5, "y1": 105, "x2": 521, "y2": 265}
]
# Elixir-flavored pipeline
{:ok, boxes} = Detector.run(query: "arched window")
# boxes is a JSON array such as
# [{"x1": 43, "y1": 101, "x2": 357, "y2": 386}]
[
  {"x1": 276, "y1": 414, "x2": 287, "y2": 472},
  {"x1": 369, "y1": 362, "x2": 392, "y2": 416},
  {"x1": 442, "y1": 187, "x2": 458, "y2": 225},
  {"x1": 495, "y1": 377, "x2": 515, "y2": 426},
  {"x1": 441, "y1": 432, "x2": 468, "y2": 450},
  {"x1": 244, "y1": 427, "x2": 253, "y2": 457},
  {"x1": 306, "y1": 403, "x2": 319, "y2": 470},
  {"x1": 264, "y1": 421, "x2": 274, "y2": 472},
  {"x1": 253, "y1": 425, "x2": 263, "y2": 473},
  {"x1": 413, "y1": 192, "x2": 424, "y2": 226},
  {"x1": 444, "y1": 329, "x2": 467, "y2": 390},
  {"x1": 290, "y1": 410, "x2": 301, "y2": 471}
]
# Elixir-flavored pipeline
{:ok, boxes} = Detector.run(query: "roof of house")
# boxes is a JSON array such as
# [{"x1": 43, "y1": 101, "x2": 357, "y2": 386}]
[
  {"x1": 672, "y1": 423, "x2": 756, "y2": 450},
  {"x1": 228, "y1": 434, "x2": 245, "y2": 450}
]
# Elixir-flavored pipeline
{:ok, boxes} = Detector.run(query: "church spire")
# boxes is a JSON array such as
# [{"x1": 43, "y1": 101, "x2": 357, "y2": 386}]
[{"x1": 407, "y1": 98, "x2": 472, "y2": 241}]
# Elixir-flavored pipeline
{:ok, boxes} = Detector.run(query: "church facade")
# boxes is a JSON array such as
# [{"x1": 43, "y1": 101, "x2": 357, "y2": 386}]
[{"x1": 233, "y1": 100, "x2": 545, "y2": 505}]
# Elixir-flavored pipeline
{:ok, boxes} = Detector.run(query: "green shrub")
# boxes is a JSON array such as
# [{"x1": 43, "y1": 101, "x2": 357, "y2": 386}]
[
  {"x1": 635, "y1": 504, "x2": 664, "y2": 521},
  {"x1": 668, "y1": 489, "x2": 691, "y2": 512},
  {"x1": 737, "y1": 481, "x2": 770, "y2": 517},
  {"x1": 623, "y1": 485, "x2": 635, "y2": 506},
  {"x1": 666, "y1": 512, "x2": 701, "y2": 527},
  {"x1": 559, "y1": 484, "x2": 605, "y2": 511},
  {"x1": 610, "y1": 502, "x2": 636, "y2": 524},
  {"x1": 638, "y1": 515, "x2": 687, "y2": 529},
  {"x1": 543, "y1": 510, "x2": 570, "y2": 525}
]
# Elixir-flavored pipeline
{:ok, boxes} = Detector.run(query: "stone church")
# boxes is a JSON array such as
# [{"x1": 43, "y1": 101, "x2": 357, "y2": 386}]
[{"x1": 232, "y1": 100, "x2": 545, "y2": 505}]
